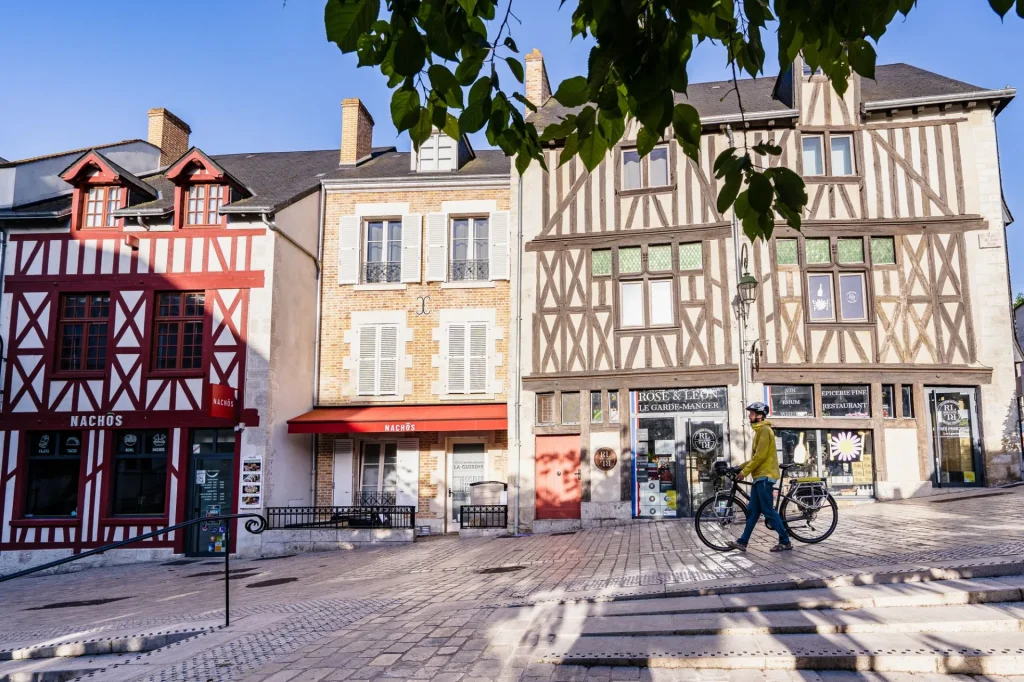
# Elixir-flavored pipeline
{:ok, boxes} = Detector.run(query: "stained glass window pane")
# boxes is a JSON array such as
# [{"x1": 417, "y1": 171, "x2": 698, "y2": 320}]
[
  {"x1": 648, "y1": 245, "x2": 672, "y2": 271},
  {"x1": 871, "y1": 237, "x2": 896, "y2": 265},
  {"x1": 679, "y1": 243, "x2": 702, "y2": 270},
  {"x1": 591, "y1": 249, "x2": 612, "y2": 276},
  {"x1": 618, "y1": 247, "x2": 642, "y2": 274},
  {"x1": 837, "y1": 238, "x2": 864, "y2": 264},
  {"x1": 775, "y1": 239, "x2": 798, "y2": 265},
  {"x1": 805, "y1": 238, "x2": 831, "y2": 264}
]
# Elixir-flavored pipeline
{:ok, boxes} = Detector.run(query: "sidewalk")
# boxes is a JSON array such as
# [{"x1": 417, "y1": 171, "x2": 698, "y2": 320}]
[{"x1": 1, "y1": 488, "x2": 1023, "y2": 681}]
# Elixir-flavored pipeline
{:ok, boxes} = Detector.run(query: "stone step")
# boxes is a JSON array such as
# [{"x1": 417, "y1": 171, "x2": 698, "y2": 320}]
[
  {"x1": 0, "y1": 627, "x2": 210, "y2": 661},
  {"x1": 525, "y1": 577, "x2": 1024, "y2": 619},
  {"x1": 0, "y1": 654, "x2": 111, "y2": 682},
  {"x1": 532, "y1": 630, "x2": 1024, "y2": 674},
  {"x1": 562, "y1": 604, "x2": 1024, "y2": 637}
]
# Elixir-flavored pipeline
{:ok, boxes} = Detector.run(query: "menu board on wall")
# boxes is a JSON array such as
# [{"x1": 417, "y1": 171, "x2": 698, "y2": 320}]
[
  {"x1": 635, "y1": 388, "x2": 728, "y2": 414},
  {"x1": 821, "y1": 385, "x2": 870, "y2": 418},
  {"x1": 239, "y1": 455, "x2": 263, "y2": 509},
  {"x1": 766, "y1": 385, "x2": 814, "y2": 417}
]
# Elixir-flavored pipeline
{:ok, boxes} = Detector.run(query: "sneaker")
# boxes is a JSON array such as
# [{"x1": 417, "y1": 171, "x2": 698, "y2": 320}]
[
  {"x1": 726, "y1": 540, "x2": 748, "y2": 552},
  {"x1": 770, "y1": 542, "x2": 793, "y2": 552}
]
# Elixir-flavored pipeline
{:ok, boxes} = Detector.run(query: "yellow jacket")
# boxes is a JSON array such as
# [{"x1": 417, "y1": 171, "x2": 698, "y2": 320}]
[{"x1": 740, "y1": 420, "x2": 780, "y2": 480}]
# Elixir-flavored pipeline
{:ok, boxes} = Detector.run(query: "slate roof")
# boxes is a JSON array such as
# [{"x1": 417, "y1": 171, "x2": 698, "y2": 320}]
[
  {"x1": 321, "y1": 148, "x2": 511, "y2": 182},
  {"x1": 2, "y1": 194, "x2": 74, "y2": 217},
  {"x1": 64, "y1": 150, "x2": 158, "y2": 201},
  {"x1": 529, "y1": 63, "x2": 1013, "y2": 130},
  {"x1": 0, "y1": 140, "x2": 150, "y2": 168}
]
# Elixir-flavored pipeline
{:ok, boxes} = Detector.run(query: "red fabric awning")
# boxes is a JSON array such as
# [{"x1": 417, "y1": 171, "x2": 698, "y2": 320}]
[{"x1": 287, "y1": 403, "x2": 507, "y2": 434}]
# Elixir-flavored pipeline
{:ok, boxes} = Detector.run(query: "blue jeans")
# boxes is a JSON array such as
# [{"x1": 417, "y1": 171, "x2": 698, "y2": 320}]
[{"x1": 739, "y1": 477, "x2": 791, "y2": 545}]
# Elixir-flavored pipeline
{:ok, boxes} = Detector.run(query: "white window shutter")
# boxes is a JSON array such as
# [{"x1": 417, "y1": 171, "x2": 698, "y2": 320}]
[
  {"x1": 378, "y1": 324, "x2": 399, "y2": 396},
  {"x1": 395, "y1": 438, "x2": 419, "y2": 509},
  {"x1": 357, "y1": 325, "x2": 378, "y2": 395},
  {"x1": 469, "y1": 323, "x2": 488, "y2": 393},
  {"x1": 332, "y1": 439, "x2": 354, "y2": 507},
  {"x1": 425, "y1": 212, "x2": 448, "y2": 281},
  {"x1": 338, "y1": 215, "x2": 360, "y2": 284},
  {"x1": 400, "y1": 214, "x2": 422, "y2": 283},
  {"x1": 447, "y1": 323, "x2": 466, "y2": 394},
  {"x1": 488, "y1": 210, "x2": 510, "y2": 280}
]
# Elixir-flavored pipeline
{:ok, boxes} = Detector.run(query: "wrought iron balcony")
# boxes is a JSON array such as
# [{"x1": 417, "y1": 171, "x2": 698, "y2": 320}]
[
  {"x1": 357, "y1": 489, "x2": 397, "y2": 506},
  {"x1": 450, "y1": 259, "x2": 489, "y2": 281},
  {"x1": 364, "y1": 261, "x2": 401, "y2": 283}
]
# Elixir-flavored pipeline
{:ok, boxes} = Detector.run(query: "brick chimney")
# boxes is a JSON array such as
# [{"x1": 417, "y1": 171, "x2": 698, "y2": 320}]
[
  {"x1": 525, "y1": 49, "x2": 552, "y2": 109},
  {"x1": 147, "y1": 108, "x2": 191, "y2": 167},
  {"x1": 340, "y1": 98, "x2": 374, "y2": 165}
]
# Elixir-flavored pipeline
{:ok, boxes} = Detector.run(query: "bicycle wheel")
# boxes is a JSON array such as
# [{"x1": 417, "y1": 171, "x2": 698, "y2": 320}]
[
  {"x1": 695, "y1": 495, "x2": 748, "y2": 551},
  {"x1": 780, "y1": 493, "x2": 838, "y2": 543}
]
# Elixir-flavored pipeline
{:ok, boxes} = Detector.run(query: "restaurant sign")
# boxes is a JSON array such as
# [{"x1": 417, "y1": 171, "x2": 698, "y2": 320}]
[
  {"x1": 821, "y1": 385, "x2": 871, "y2": 418},
  {"x1": 634, "y1": 388, "x2": 728, "y2": 414}
]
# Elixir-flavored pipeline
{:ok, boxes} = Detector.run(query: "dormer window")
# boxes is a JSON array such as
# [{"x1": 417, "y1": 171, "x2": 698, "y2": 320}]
[
  {"x1": 84, "y1": 186, "x2": 122, "y2": 227},
  {"x1": 417, "y1": 132, "x2": 457, "y2": 172},
  {"x1": 186, "y1": 185, "x2": 225, "y2": 226}
]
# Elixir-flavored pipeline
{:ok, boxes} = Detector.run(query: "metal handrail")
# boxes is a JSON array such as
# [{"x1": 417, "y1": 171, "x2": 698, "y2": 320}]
[{"x1": 0, "y1": 512, "x2": 268, "y2": 627}]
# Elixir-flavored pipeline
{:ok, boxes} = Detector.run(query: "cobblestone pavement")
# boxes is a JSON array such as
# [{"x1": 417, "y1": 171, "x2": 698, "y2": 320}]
[{"x1": 2, "y1": 489, "x2": 1024, "y2": 681}]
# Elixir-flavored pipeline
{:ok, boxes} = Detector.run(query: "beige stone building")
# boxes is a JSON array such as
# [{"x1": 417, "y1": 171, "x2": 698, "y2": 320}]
[
  {"x1": 509, "y1": 53, "x2": 1021, "y2": 532},
  {"x1": 288, "y1": 99, "x2": 512, "y2": 535}
]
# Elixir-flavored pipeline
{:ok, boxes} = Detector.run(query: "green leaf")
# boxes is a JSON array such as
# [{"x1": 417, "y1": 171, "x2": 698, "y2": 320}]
[
  {"x1": 455, "y1": 55, "x2": 484, "y2": 85},
  {"x1": 443, "y1": 114, "x2": 460, "y2": 140},
  {"x1": 458, "y1": 0, "x2": 478, "y2": 14},
  {"x1": 848, "y1": 40, "x2": 877, "y2": 79},
  {"x1": 713, "y1": 147, "x2": 738, "y2": 178},
  {"x1": 768, "y1": 166, "x2": 808, "y2": 212},
  {"x1": 541, "y1": 115, "x2": 577, "y2": 142},
  {"x1": 752, "y1": 141, "x2": 782, "y2": 157},
  {"x1": 717, "y1": 171, "x2": 742, "y2": 215},
  {"x1": 990, "y1": 0, "x2": 1015, "y2": 17},
  {"x1": 410, "y1": 108, "x2": 433, "y2": 148},
  {"x1": 672, "y1": 103, "x2": 702, "y2": 146},
  {"x1": 393, "y1": 28, "x2": 426, "y2": 77},
  {"x1": 636, "y1": 127, "x2": 659, "y2": 157},
  {"x1": 459, "y1": 95, "x2": 491, "y2": 134},
  {"x1": 513, "y1": 91, "x2": 538, "y2": 112},
  {"x1": 748, "y1": 171, "x2": 773, "y2": 213},
  {"x1": 430, "y1": 100, "x2": 448, "y2": 130},
  {"x1": 468, "y1": 75, "x2": 493, "y2": 104},
  {"x1": 390, "y1": 88, "x2": 421, "y2": 132},
  {"x1": 324, "y1": 0, "x2": 380, "y2": 53},
  {"x1": 506, "y1": 57, "x2": 525, "y2": 83},
  {"x1": 559, "y1": 131, "x2": 579, "y2": 167},
  {"x1": 733, "y1": 191, "x2": 751, "y2": 219},
  {"x1": 515, "y1": 149, "x2": 533, "y2": 175},
  {"x1": 428, "y1": 65, "x2": 463, "y2": 108},
  {"x1": 504, "y1": 36, "x2": 519, "y2": 52},
  {"x1": 554, "y1": 76, "x2": 590, "y2": 107},
  {"x1": 578, "y1": 129, "x2": 608, "y2": 171}
]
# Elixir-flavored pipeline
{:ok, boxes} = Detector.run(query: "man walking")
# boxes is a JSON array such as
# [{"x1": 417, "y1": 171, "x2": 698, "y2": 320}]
[{"x1": 728, "y1": 402, "x2": 792, "y2": 552}]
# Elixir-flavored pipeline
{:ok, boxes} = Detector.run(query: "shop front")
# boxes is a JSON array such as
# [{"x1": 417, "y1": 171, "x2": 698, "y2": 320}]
[
  {"x1": 925, "y1": 387, "x2": 985, "y2": 487},
  {"x1": 630, "y1": 387, "x2": 731, "y2": 518}
]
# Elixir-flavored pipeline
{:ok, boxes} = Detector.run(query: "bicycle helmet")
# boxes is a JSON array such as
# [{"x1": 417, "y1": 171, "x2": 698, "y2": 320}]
[{"x1": 745, "y1": 401, "x2": 769, "y2": 416}]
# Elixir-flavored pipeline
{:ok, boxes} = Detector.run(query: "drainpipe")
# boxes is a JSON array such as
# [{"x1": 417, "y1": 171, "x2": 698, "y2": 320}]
[
  {"x1": 513, "y1": 173, "x2": 525, "y2": 535},
  {"x1": 725, "y1": 126, "x2": 749, "y2": 456},
  {"x1": 0, "y1": 227, "x2": 7, "y2": 390},
  {"x1": 310, "y1": 189, "x2": 327, "y2": 504},
  {"x1": 134, "y1": 216, "x2": 151, "y2": 231}
]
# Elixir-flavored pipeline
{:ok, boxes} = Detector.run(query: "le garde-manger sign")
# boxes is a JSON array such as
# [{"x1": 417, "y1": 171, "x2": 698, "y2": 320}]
[{"x1": 634, "y1": 388, "x2": 728, "y2": 414}]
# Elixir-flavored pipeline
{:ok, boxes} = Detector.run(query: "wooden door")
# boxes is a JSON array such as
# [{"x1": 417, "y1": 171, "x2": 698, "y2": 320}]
[{"x1": 535, "y1": 436, "x2": 582, "y2": 520}]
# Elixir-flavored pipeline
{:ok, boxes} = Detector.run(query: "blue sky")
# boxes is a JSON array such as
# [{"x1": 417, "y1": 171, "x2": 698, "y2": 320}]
[{"x1": 2, "y1": 1, "x2": 1022, "y2": 288}]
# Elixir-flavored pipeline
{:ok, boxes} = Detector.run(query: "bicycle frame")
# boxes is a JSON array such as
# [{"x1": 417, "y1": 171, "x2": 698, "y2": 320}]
[{"x1": 714, "y1": 473, "x2": 826, "y2": 516}]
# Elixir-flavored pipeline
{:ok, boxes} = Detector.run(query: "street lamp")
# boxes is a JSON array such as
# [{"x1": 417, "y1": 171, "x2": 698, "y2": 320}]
[{"x1": 735, "y1": 244, "x2": 759, "y2": 319}]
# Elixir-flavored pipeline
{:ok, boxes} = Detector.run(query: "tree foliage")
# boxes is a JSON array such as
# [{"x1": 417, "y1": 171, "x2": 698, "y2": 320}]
[{"x1": 324, "y1": 0, "x2": 1023, "y2": 241}]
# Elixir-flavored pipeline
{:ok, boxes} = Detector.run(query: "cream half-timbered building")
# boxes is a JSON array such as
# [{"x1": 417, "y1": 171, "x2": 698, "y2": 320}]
[{"x1": 511, "y1": 53, "x2": 1019, "y2": 530}]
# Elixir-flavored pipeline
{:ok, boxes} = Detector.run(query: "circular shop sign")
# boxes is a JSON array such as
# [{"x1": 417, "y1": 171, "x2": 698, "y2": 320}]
[
  {"x1": 593, "y1": 447, "x2": 618, "y2": 471},
  {"x1": 691, "y1": 428, "x2": 718, "y2": 454}
]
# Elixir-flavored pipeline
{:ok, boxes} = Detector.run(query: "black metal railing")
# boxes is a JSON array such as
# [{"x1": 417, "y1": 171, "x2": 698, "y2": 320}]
[
  {"x1": 266, "y1": 506, "x2": 415, "y2": 530},
  {"x1": 0, "y1": 513, "x2": 268, "y2": 627},
  {"x1": 450, "y1": 259, "x2": 489, "y2": 281},
  {"x1": 364, "y1": 261, "x2": 401, "y2": 283},
  {"x1": 357, "y1": 489, "x2": 397, "y2": 506},
  {"x1": 460, "y1": 505, "x2": 508, "y2": 529}
]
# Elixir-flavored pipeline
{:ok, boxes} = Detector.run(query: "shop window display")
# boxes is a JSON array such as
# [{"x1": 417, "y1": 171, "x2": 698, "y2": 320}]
[{"x1": 776, "y1": 428, "x2": 875, "y2": 498}]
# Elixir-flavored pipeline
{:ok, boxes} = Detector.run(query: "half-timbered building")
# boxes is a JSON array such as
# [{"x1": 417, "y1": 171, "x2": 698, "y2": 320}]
[
  {"x1": 0, "y1": 109, "x2": 334, "y2": 568},
  {"x1": 287, "y1": 99, "x2": 512, "y2": 536},
  {"x1": 511, "y1": 52, "x2": 1020, "y2": 530}
]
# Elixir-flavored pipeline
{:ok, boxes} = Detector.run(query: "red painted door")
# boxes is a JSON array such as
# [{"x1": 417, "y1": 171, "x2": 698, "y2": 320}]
[{"x1": 535, "y1": 436, "x2": 582, "y2": 520}]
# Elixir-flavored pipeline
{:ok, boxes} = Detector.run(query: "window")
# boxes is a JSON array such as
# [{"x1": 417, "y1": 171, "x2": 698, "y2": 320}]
[
  {"x1": 84, "y1": 186, "x2": 122, "y2": 227},
  {"x1": 766, "y1": 385, "x2": 814, "y2": 418},
  {"x1": 837, "y1": 238, "x2": 864, "y2": 264},
  {"x1": 359, "y1": 443, "x2": 397, "y2": 504},
  {"x1": 802, "y1": 135, "x2": 824, "y2": 176},
  {"x1": 153, "y1": 292, "x2": 204, "y2": 371},
  {"x1": 58, "y1": 293, "x2": 109, "y2": 372},
  {"x1": 838, "y1": 273, "x2": 867, "y2": 321},
  {"x1": 561, "y1": 392, "x2": 580, "y2": 425},
  {"x1": 365, "y1": 220, "x2": 402, "y2": 283},
  {"x1": 821, "y1": 385, "x2": 870, "y2": 418},
  {"x1": 649, "y1": 280, "x2": 674, "y2": 326},
  {"x1": 649, "y1": 147, "x2": 669, "y2": 186},
  {"x1": 679, "y1": 243, "x2": 702, "y2": 270},
  {"x1": 450, "y1": 217, "x2": 489, "y2": 281},
  {"x1": 902, "y1": 385, "x2": 915, "y2": 418},
  {"x1": 802, "y1": 64, "x2": 824, "y2": 76},
  {"x1": 620, "y1": 282, "x2": 644, "y2": 327},
  {"x1": 608, "y1": 392, "x2": 620, "y2": 423},
  {"x1": 618, "y1": 247, "x2": 642, "y2": 274},
  {"x1": 418, "y1": 132, "x2": 457, "y2": 171},
  {"x1": 591, "y1": 392, "x2": 603, "y2": 423},
  {"x1": 871, "y1": 237, "x2": 896, "y2": 265},
  {"x1": 186, "y1": 185, "x2": 225, "y2": 226},
  {"x1": 807, "y1": 273, "x2": 835, "y2": 322},
  {"x1": 648, "y1": 245, "x2": 672, "y2": 272},
  {"x1": 776, "y1": 239, "x2": 799, "y2": 265},
  {"x1": 25, "y1": 431, "x2": 82, "y2": 517},
  {"x1": 357, "y1": 324, "x2": 399, "y2": 396},
  {"x1": 112, "y1": 429, "x2": 169, "y2": 516},
  {"x1": 805, "y1": 238, "x2": 831, "y2": 264},
  {"x1": 447, "y1": 323, "x2": 488, "y2": 394},
  {"x1": 537, "y1": 394, "x2": 555, "y2": 425},
  {"x1": 882, "y1": 385, "x2": 896, "y2": 418},
  {"x1": 592, "y1": 249, "x2": 612, "y2": 277},
  {"x1": 623, "y1": 150, "x2": 641, "y2": 189},
  {"x1": 831, "y1": 135, "x2": 854, "y2": 175}
]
